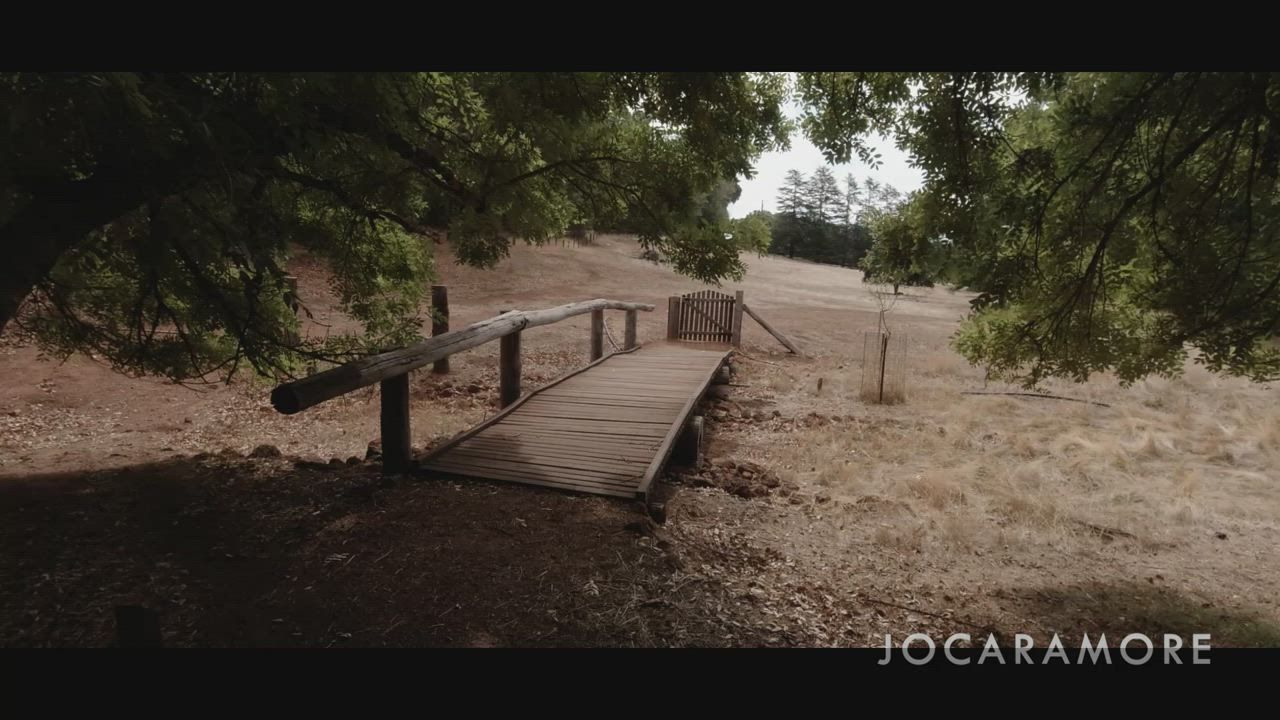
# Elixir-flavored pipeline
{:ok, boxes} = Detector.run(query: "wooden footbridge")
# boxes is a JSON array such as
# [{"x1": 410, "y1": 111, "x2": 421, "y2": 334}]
[
  {"x1": 271, "y1": 289, "x2": 795, "y2": 503},
  {"x1": 419, "y1": 343, "x2": 728, "y2": 498}
]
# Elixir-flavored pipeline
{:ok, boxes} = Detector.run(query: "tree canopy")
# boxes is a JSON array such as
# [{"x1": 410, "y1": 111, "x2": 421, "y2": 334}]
[
  {"x1": 859, "y1": 192, "x2": 941, "y2": 294},
  {"x1": 1, "y1": 72, "x2": 789, "y2": 381},
  {"x1": 797, "y1": 72, "x2": 1280, "y2": 385},
  {"x1": 6, "y1": 71, "x2": 1278, "y2": 387}
]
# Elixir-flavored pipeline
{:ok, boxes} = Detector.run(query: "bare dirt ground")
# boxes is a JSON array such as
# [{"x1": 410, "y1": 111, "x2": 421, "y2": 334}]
[{"x1": 3, "y1": 234, "x2": 1279, "y2": 647}]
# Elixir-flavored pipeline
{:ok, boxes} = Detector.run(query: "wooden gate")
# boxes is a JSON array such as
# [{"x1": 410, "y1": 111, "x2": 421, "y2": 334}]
[{"x1": 667, "y1": 290, "x2": 744, "y2": 346}]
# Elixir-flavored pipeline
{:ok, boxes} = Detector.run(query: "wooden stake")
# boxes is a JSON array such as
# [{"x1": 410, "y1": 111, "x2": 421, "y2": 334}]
[
  {"x1": 878, "y1": 333, "x2": 889, "y2": 404},
  {"x1": 666, "y1": 297, "x2": 680, "y2": 340}
]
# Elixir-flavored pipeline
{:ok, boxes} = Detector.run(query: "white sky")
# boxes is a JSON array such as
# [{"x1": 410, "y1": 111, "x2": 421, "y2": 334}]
[{"x1": 729, "y1": 104, "x2": 923, "y2": 219}]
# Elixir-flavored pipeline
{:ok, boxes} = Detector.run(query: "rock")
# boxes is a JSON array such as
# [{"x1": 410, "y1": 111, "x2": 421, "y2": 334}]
[
  {"x1": 250, "y1": 444, "x2": 282, "y2": 458},
  {"x1": 365, "y1": 440, "x2": 383, "y2": 460},
  {"x1": 771, "y1": 410, "x2": 781, "y2": 418},
  {"x1": 346, "y1": 456, "x2": 362, "y2": 465},
  {"x1": 649, "y1": 503, "x2": 667, "y2": 524},
  {"x1": 624, "y1": 518, "x2": 657, "y2": 536},
  {"x1": 329, "y1": 458, "x2": 344, "y2": 466},
  {"x1": 217, "y1": 448, "x2": 241, "y2": 459},
  {"x1": 466, "y1": 383, "x2": 482, "y2": 394},
  {"x1": 1216, "y1": 532, "x2": 1228, "y2": 540}
]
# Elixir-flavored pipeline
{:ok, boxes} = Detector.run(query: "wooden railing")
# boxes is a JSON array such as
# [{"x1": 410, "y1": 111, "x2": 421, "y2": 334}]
[{"x1": 270, "y1": 297, "x2": 655, "y2": 472}]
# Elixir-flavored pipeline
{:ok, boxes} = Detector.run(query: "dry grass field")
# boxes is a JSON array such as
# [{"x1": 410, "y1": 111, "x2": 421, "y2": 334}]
[{"x1": 3, "y1": 234, "x2": 1279, "y2": 647}]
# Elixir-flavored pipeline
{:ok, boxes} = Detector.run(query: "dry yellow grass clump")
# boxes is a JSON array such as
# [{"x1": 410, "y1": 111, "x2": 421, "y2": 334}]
[{"x1": 766, "y1": 344, "x2": 1280, "y2": 557}]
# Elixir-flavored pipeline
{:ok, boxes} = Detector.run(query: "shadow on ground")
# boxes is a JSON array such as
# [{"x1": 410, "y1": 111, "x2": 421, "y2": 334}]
[
  {"x1": 0, "y1": 454, "x2": 685, "y2": 647},
  {"x1": 1009, "y1": 581, "x2": 1280, "y2": 648}
]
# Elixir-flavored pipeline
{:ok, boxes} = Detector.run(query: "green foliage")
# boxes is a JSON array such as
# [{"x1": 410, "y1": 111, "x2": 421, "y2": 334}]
[
  {"x1": 768, "y1": 167, "x2": 875, "y2": 268},
  {"x1": 800, "y1": 71, "x2": 1280, "y2": 385},
  {"x1": 2, "y1": 72, "x2": 791, "y2": 381},
  {"x1": 859, "y1": 192, "x2": 940, "y2": 293},
  {"x1": 729, "y1": 210, "x2": 773, "y2": 254}
]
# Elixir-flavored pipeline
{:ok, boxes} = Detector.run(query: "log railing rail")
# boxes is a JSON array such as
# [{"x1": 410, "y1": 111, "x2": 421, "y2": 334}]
[{"x1": 270, "y1": 298, "x2": 654, "y2": 472}]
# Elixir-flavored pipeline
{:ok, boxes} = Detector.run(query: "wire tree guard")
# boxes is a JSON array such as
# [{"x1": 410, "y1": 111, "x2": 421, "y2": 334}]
[{"x1": 860, "y1": 284, "x2": 910, "y2": 404}]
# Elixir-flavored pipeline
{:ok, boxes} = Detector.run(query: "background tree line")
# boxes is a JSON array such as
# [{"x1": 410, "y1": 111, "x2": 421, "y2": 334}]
[{"x1": 754, "y1": 166, "x2": 952, "y2": 294}]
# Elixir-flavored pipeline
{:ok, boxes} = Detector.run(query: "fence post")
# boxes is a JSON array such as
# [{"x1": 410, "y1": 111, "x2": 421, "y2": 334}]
[
  {"x1": 624, "y1": 309, "x2": 637, "y2": 350},
  {"x1": 500, "y1": 330, "x2": 522, "y2": 408},
  {"x1": 431, "y1": 285, "x2": 449, "y2": 374},
  {"x1": 590, "y1": 308, "x2": 604, "y2": 360},
  {"x1": 666, "y1": 296, "x2": 681, "y2": 340},
  {"x1": 380, "y1": 373, "x2": 412, "y2": 473},
  {"x1": 731, "y1": 290, "x2": 744, "y2": 347}
]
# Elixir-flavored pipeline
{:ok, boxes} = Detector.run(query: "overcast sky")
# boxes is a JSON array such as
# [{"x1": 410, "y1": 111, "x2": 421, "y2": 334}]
[{"x1": 728, "y1": 105, "x2": 923, "y2": 219}]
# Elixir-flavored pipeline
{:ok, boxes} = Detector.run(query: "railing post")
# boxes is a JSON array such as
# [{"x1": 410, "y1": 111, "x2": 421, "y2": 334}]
[
  {"x1": 500, "y1": 330, "x2": 522, "y2": 408},
  {"x1": 731, "y1": 290, "x2": 744, "y2": 348},
  {"x1": 431, "y1": 285, "x2": 449, "y2": 374},
  {"x1": 590, "y1": 308, "x2": 604, "y2": 360},
  {"x1": 624, "y1": 309, "x2": 637, "y2": 350},
  {"x1": 381, "y1": 373, "x2": 411, "y2": 473},
  {"x1": 666, "y1": 296, "x2": 681, "y2": 340}
]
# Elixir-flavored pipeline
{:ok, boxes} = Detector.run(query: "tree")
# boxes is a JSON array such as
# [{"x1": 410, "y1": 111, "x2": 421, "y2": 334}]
[
  {"x1": 842, "y1": 174, "x2": 861, "y2": 226},
  {"x1": 730, "y1": 210, "x2": 772, "y2": 254},
  {"x1": 767, "y1": 167, "x2": 874, "y2": 268},
  {"x1": 775, "y1": 169, "x2": 807, "y2": 218},
  {"x1": 1, "y1": 72, "x2": 791, "y2": 381},
  {"x1": 859, "y1": 192, "x2": 938, "y2": 295},
  {"x1": 797, "y1": 71, "x2": 1280, "y2": 385},
  {"x1": 803, "y1": 166, "x2": 844, "y2": 224},
  {"x1": 771, "y1": 169, "x2": 809, "y2": 258}
]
